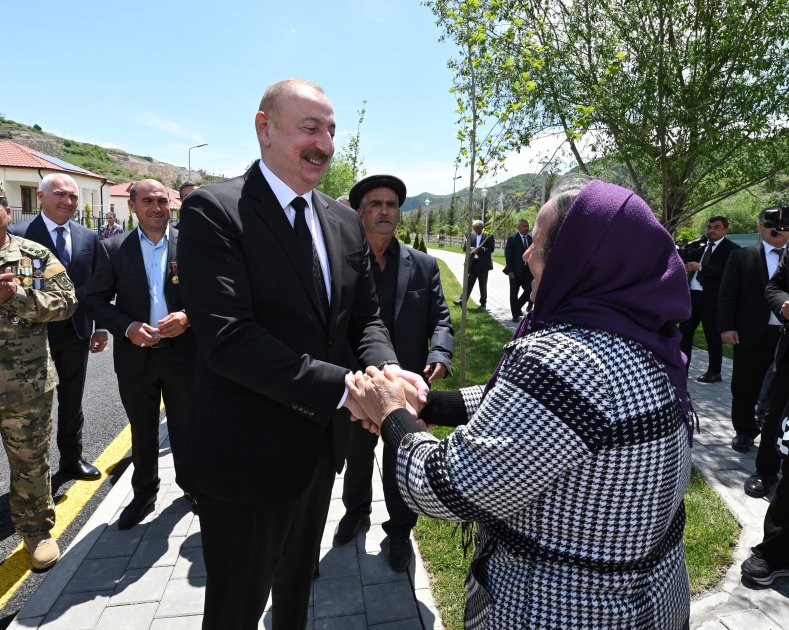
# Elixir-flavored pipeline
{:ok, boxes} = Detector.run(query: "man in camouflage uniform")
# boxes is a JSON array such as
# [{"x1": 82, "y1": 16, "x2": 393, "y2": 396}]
[{"x1": 0, "y1": 182, "x2": 77, "y2": 570}]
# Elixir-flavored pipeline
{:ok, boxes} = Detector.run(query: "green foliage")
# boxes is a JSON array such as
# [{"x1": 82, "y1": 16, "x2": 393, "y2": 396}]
[
  {"x1": 425, "y1": 0, "x2": 789, "y2": 233},
  {"x1": 317, "y1": 99, "x2": 367, "y2": 200},
  {"x1": 83, "y1": 203, "x2": 93, "y2": 229},
  {"x1": 33, "y1": 124, "x2": 42, "y2": 131},
  {"x1": 401, "y1": 232, "x2": 412, "y2": 244},
  {"x1": 413, "y1": 234, "x2": 422, "y2": 251},
  {"x1": 126, "y1": 213, "x2": 135, "y2": 231}
]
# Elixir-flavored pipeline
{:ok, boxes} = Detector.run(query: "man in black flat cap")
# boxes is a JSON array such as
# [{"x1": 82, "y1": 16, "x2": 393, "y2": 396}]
[{"x1": 333, "y1": 174, "x2": 453, "y2": 570}]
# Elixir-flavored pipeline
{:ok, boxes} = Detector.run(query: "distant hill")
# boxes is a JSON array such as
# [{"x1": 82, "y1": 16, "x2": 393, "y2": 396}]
[{"x1": 0, "y1": 118, "x2": 225, "y2": 187}]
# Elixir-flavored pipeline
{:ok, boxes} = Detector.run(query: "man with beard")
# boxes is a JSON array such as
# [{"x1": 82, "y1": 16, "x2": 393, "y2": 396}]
[
  {"x1": 334, "y1": 174, "x2": 453, "y2": 571},
  {"x1": 176, "y1": 80, "x2": 427, "y2": 629}
]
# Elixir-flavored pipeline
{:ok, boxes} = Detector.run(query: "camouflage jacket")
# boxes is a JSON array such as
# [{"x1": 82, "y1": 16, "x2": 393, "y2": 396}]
[{"x1": 0, "y1": 234, "x2": 77, "y2": 406}]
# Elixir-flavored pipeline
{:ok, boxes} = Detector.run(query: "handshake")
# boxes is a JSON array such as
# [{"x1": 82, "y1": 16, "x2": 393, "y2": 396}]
[{"x1": 343, "y1": 365, "x2": 430, "y2": 435}]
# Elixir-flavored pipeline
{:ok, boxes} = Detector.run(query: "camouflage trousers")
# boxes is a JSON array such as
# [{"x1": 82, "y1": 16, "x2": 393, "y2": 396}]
[{"x1": 0, "y1": 391, "x2": 56, "y2": 536}]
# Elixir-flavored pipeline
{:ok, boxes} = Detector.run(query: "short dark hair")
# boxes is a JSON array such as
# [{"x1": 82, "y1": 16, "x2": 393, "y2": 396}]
[
  {"x1": 707, "y1": 215, "x2": 729, "y2": 229},
  {"x1": 0, "y1": 197, "x2": 7, "y2": 209},
  {"x1": 179, "y1": 181, "x2": 198, "y2": 197},
  {"x1": 129, "y1": 182, "x2": 138, "y2": 202}
]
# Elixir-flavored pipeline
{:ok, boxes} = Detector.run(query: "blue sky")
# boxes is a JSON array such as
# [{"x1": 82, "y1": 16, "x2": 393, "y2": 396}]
[{"x1": 3, "y1": 0, "x2": 560, "y2": 196}]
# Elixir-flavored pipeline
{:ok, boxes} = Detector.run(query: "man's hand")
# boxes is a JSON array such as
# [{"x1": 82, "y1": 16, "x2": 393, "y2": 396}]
[
  {"x1": 423, "y1": 362, "x2": 448, "y2": 384},
  {"x1": 384, "y1": 365, "x2": 429, "y2": 409},
  {"x1": 685, "y1": 261, "x2": 701, "y2": 273},
  {"x1": 343, "y1": 371, "x2": 370, "y2": 422},
  {"x1": 0, "y1": 268, "x2": 17, "y2": 305},
  {"x1": 157, "y1": 311, "x2": 189, "y2": 338},
  {"x1": 508, "y1": 272, "x2": 515, "y2": 280},
  {"x1": 782, "y1": 300, "x2": 789, "y2": 320},
  {"x1": 351, "y1": 366, "x2": 407, "y2": 427},
  {"x1": 721, "y1": 330, "x2": 739, "y2": 345},
  {"x1": 90, "y1": 330, "x2": 109, "y2": 353},
  {"x1": 127, "y1": 322, "x2": 161, "y2": 347}
]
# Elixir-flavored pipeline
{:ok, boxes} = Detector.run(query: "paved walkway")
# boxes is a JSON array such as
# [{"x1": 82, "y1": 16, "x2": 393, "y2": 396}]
[{"x1": 9, "y1": 247, "x2": 787, "y2": 629}]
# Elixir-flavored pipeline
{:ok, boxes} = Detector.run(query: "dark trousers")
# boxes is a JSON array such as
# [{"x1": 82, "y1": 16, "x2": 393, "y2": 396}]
[
  {"x1": 48, "y1": 323, "x2": 89, "y2": 465},
  {"x1": 679, "y1": 290, "x2": 722, "y2": 374},
  {"x1": 730, "y1": 327, "x2": 780, "y2": 438},
  {"x1": 117, "y1": 345, "x2": 193, "y2": 498},
  {"x1": 343, "y1": 419, "x2": 417, "y2": 540},
  {"x1": 198, "y1": 435, "x2": 336, "y2": 630},
  {"x1": 754, "y1": 351, "x2": 789, "y2": 478},
  {"x1": 465, "y1": 259, "x2": 489, "y2": 306},
  {"x1": 508, "y1": 270, "x2": 532, "y2": 318},
  {"x1": 755, "y1": 386, "x2": 789, "y2": 567}
]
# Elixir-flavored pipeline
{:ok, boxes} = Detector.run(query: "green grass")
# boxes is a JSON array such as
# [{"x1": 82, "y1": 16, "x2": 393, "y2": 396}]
[
  {"x1": 693, "y1": 327, "x2": 734, "y2": 360},
  {"x1": 413, "y1": 260, "x2": 739, "y2": 630}
]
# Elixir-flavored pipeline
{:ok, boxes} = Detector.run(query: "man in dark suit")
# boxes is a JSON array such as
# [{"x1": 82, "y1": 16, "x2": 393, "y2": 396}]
[
  {"x1": 741, "y1": 244, "x2": 789, "y2": 584},
  {"x1": 10, "y1": 173, "x2": 102, "y2": 481},
  {"x1": 718, "y1": 211, "x2": 787, "y2": 452},
  {"x1": 679, "y1": 215, "x2": 739, "y2": 382},
  {"x1": 334, "y1": 174, "x2": 453, "y2": 571},
  {"x1": 454, "y1": 219, "x2": 495, "y2": 309},
  {"x1": 503, "y1": 218, "x2": 534, "y2": 322},
  {"x1": 83, "y1": 179, "x2": 196, "y2": 529},
  {"x1": 176, "y1": 79, "x2": 426, "y2": 630}
]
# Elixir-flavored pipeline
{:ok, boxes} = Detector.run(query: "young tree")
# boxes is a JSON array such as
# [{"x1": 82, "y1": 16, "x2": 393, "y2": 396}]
[{"x1": 317, "y1": 99, "x2": 367, "y2": 199}]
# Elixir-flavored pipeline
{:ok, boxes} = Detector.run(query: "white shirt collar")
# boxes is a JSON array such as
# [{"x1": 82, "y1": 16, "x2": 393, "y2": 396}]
[
  {"x1": 258, "y1": 160, "x2": 313, "y2": 212},
  {"x1": 40, "y1": 213, "x2": 69, "y2": 234}
]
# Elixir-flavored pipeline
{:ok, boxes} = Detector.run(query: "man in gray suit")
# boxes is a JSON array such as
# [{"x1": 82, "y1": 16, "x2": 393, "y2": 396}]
[{"x1": 334, "y1": 174, "x2": 453, "y2": 570}]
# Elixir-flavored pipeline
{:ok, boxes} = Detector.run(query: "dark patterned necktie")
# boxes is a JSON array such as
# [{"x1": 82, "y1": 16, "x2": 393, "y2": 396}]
[
  {"x1": 55, "y1": 226, "x2": 71, "y2": 267},
  {"x1": 698, "y1": 242, "x2": 714, "y2": 285},
  {"x1": 291, "y1": 197, "x2": 329, "y2": 316}
]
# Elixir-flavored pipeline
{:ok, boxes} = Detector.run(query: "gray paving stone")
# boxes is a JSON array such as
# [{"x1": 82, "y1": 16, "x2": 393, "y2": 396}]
[
  {"x1": 369, "y1": 619, "x2": 423, "y2": 630},
  {"x1": 314, "y1": 613, "x2": 367, "y2": 630},
  {"x1": 95, "y1": 602, "x2": 157, "y2": 630},
  {"x1": 359, "y1": 551, "x2": 410, "y2": 586},
  {"x1": 313, "y1": 575, "x2": 365, "y2": 618},
  {"x1": 155, "y1": 577, "x2": 206, "y2": 617},
  {"x1": 108, "y1": 566, "x2": 172, "y2": 606},
  {"x1": 696, "y1": 621, "x2": 729, "y2": 629},
  {"x1": 87, "y1": 527, "x2": 145, "y2": 559},
  {"x1": 171, "y1": 544, "x2": 207, "y2": 579},
  {"x1": 358, "y1": 524, "x2": 387, "y2": 555},
  {"x1": 261, "y1": 607, "x2": 314, "y2": 629},
  {"x1": 363, "y1": 581, "x2": 419, "y2": 625},
  {"x1": 127, "y1": 535, "x2": 185, "y2": 568},
  {"x1": 182, "y1": 520, "x2": 202, "y2": 548},
  {"x1": 317, "y1": 545, "x2": 359, "y2": 580},
  {"x1": 40, "y1": 591, "x2": 112, "y2": 630},
  {"x1": 718, "y1": 608, "x2": 782, "y2": 629},
  {"x1": 64, "y1": 556, "x2": 129, "y2": 593},
  {"x1": 142, "y1": 509, "x2": 193, "y2": 539},
  {"x1": 149, "y1": 615, "x2": 203, "y2": 629}
]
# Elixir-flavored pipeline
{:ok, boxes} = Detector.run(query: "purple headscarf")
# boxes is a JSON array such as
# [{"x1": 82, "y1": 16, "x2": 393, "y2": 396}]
[{"x1": 494, "y1": 180, "x2": 693, "y2": 436}]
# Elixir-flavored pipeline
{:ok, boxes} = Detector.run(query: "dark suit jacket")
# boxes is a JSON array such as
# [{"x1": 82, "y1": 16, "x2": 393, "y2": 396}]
[
  {"x1": 766, "y1": 249, "x2": 789, "y2": 364},
  {"x1": 10, "y1": 214, "x2": 98, "y2": 340},
  {"x1": 503, "y1": 232, "x2": 533, "y2": 278},
  {"x1": 81, "y1": 228, "x2": 196, "y2": 376},
  {"x1": 176, "y1": 162, "x2": 397, "y2": 504},
  {"x1": 462, "y1": 231, "x2": 495, "y2": 271},
  {"x1": 718, "y1": 244, "x2": 775, "y2": 348},
  {"x1": 389, "y1": 243, "x2": 453, "y2": 375},
  {"x1": 688, "y1": 237, "x2": 739, "y2": 303}
]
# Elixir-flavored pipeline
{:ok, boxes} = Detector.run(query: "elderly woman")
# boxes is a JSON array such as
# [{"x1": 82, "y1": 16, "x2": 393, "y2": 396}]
[{"x1": 348, "y1": 179, "x2": 693, "y2": 629}]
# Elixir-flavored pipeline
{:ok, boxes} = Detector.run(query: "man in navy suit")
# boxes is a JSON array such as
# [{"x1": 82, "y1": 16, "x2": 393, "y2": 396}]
[
  {"x1": 334, "y1": 174, "x2": 453, "y2": 571},
  {"x1": 10, "y1": 173, "x2": 102, "y2": 481},
  {"x1": 503, "y1": 218, "x2": 534, "y2": 322},
  {"x1": 679, "y1": 215, "x2": 739, "y2": 382},
  {"x1": 718, "y1": 211, "x2": 787, "y2": 453}
]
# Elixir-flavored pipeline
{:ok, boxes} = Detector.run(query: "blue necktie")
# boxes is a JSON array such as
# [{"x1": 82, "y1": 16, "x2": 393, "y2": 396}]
[{"x1": 55, "y1": 226, "x2": 70, "y2": 267}]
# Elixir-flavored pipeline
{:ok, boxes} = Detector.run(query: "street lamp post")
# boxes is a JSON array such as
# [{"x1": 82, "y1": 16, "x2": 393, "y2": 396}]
[
  {"x1": 481, "y1": 187, "x2": 488, "y2": 224},
  {"x1": 188, "y1": 143, "x2": 208, "y2": 181},
  {"x1": 423, "y1": 197, "x2": 431, "y2": 246}
]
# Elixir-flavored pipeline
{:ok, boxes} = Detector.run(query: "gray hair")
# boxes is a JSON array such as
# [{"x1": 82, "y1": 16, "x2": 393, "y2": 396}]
[
  {"x1": 40, "y1": 173, "x2": 78, "y2": 195},
  {"x1": 472, "y1": 219, "x2": 484, "y2": 228},
  {"x1": 542, "y1": 173, "x2": 593, "y2": 260}
]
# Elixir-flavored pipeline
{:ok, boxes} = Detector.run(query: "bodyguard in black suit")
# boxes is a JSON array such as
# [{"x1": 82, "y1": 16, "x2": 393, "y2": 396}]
[
  {"x1": 503, "y1": 218, "x2": 534, "y2": 322},
  {"x1": 335, "y1": 175, "x2": 453, "y2": 571},
  {"x1": 83, "y1": 180, "x2": 196, "y2": 529},
  {"x1": 741, "y1": 244, "x2": 789, "y2": 584},
  {"x1": 454, "y1": 220, "x2": 495, "y2": 309},
  {"x1": 718, "y1": 213, "x2": 787, "y2": 452},
  {"x1": 679, "y1": 215, "x2": 739, "y2": 382},
  {"x1": 10, "y1": 173, "x2": 102, "y2": 481},
  {"x1": 177, "y1": 80, "x2": 424, "y2": 630}
]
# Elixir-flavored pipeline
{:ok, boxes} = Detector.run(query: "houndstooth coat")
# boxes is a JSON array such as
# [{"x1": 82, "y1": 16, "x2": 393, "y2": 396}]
[{"x1": 393, "y1": 324, "x2": 692, "y2": 629}]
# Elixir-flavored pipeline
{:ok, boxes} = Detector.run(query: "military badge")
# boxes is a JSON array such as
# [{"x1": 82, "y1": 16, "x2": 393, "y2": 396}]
[
  {"x1": 170, "y1": 261, "x2": 179, "y2": 285},
  {"x1": 22, "y1": 277, "x2": 33, "y2": 287}
]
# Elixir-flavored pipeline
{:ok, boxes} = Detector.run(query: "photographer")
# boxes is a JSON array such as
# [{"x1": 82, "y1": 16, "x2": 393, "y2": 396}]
[{"x1": 679, "y1": 216, "x2": 739, "y2": 382}]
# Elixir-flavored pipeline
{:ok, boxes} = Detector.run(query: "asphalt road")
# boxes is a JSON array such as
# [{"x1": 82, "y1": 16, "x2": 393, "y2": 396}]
[{"x1": 0, "y1": 336, "x2": 132, "y2": 628}]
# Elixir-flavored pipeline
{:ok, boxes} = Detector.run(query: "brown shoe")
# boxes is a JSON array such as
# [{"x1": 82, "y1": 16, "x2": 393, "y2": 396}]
[{"x1": 24, "y1": 534, "x2": 60, "y2": 570}]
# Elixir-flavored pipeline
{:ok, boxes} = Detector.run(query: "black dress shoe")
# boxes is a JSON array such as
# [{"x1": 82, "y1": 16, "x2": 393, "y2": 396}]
[
  {"x1": 333, "y1": 513, "x2": 370, "y2": 545},
  {"x1": 730, "y1": 434, "x2": 755, "y2": 453},
  {"x1": 61, "y1": 458, "x2": 101, "y2": 481},
  {"x1": 744, "y1": 473, "x2": 778, "y2": 499},
  {"x1": 512, "y1": 315, "x2": 521, "y2": 322},
  {"x1": 118, "y1": 495, "x2": 156, "y2": 530},
  {"x1": 388, "y1": 537, "x2": 413, "y2": 571},
  {"x1": 453, "y1": 299, "x2": 463, "y2": 306},
  {"x1": 696, "y1": 372, "x2": 722, "y2": 383}
]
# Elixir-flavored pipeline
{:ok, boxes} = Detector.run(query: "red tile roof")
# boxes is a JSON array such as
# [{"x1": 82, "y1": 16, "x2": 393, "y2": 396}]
[{"x1": 0, "y1": 140, "x2": 108, "y2": 181}]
